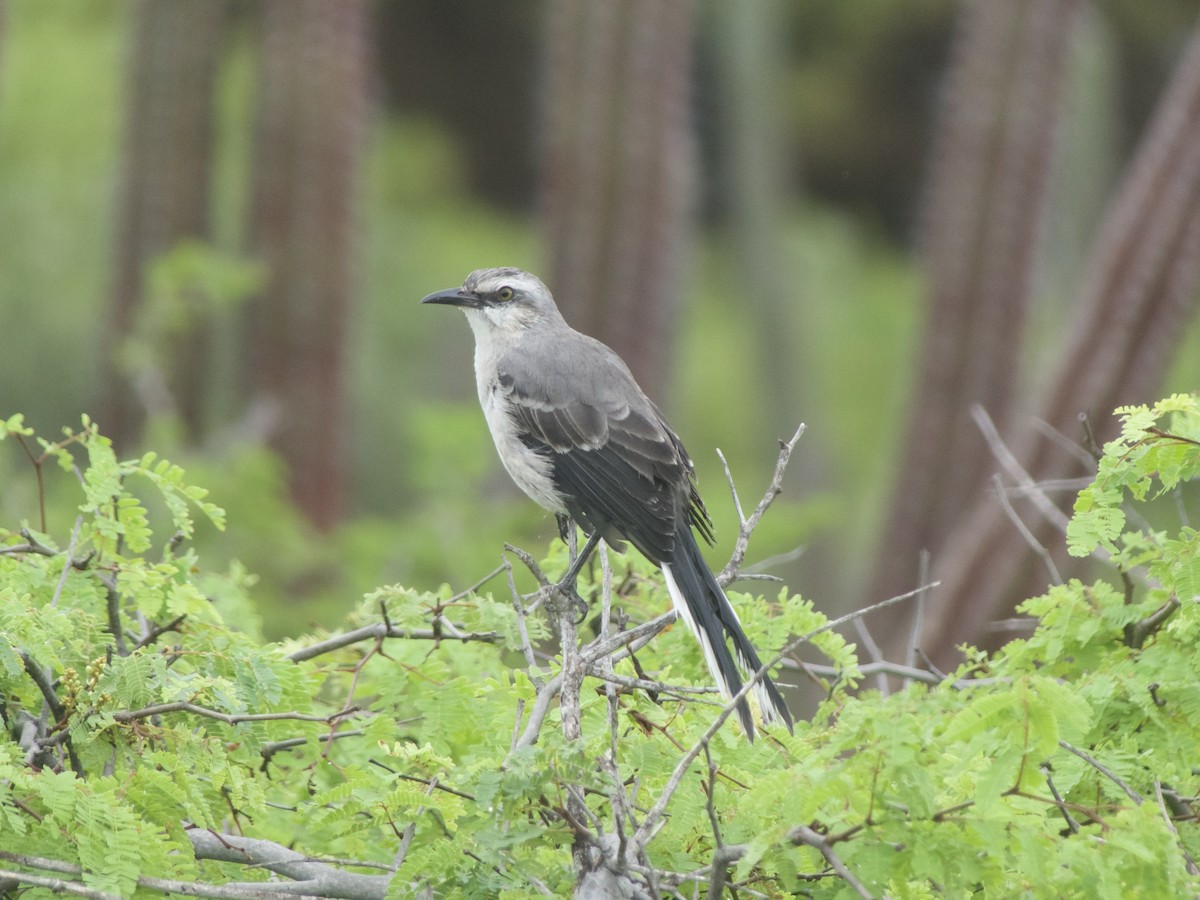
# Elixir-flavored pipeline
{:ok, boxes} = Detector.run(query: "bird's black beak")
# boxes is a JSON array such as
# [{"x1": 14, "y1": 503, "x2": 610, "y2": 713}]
[{"x1": 420, "y1": 287, "x2": 482, "y2": 309}]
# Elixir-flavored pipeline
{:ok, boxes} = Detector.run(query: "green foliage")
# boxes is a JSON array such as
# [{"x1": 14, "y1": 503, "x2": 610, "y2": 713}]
[
  {"x1": 2, "y1": 406, "x2": 1199, "y2": 897},
  {"x1": 1068, "y1": 393, "x2": 1200, "y2": 558}
]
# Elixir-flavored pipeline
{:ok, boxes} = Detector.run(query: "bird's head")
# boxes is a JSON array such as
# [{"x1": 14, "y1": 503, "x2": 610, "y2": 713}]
[{"x1": 421, "y1": 268, "x2": 564, "y2": 336}]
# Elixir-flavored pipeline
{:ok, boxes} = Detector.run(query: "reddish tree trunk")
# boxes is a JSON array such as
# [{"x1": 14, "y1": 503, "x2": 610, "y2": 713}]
[
  {"x1": 922, "y1": 18, "x2": 1200, "y2": 665},
  {"x1": 865, "y1": 0, "x2": 1080, "y2": 656},
  {"x1": 246, "y1": 0, "x2": 368, "y2": 530},
  {"x1": 101, "y1": 0, "x2": 227, "y2": 447},
  {"x1": 539, "y1": 0, "x2": 696, "y2": 400}
]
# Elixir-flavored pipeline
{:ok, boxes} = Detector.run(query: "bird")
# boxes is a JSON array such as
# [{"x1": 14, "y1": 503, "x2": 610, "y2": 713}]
[{"x1": 421, "y1": 267, "x2": 792, "y2": 740}]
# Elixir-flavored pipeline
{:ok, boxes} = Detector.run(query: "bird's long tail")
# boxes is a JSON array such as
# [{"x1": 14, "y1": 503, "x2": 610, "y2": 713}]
[{"x1": 661, "y1": 527, "x2": 793, "y2": 741}]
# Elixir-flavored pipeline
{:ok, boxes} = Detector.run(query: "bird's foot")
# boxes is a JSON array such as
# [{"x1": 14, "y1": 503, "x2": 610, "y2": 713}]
[
  {"x1": 541, "y1": 581, "x2": 589, "y2": 626},
  {"x1": 548, "y1": 526, "x2": 600, "y2": 625},
  {"x1": 555, "y1": 513, "x2": 572, "y2": 545}
]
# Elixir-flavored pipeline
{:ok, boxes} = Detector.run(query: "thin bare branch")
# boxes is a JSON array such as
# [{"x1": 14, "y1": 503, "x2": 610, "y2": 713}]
[
  {"x1": 905, "y1": 550, "x2": 931, "y2": 675},
  {"x1": 112, "y1": 702, "x2": 359, "y2": 727},
  {"x1": 971, "y1": 404, "x2": 1159, "y2": 586},
  {"x1": 852, "y1": 618, "x2": 889, "y2": 696},
  {"x1": 1058, "y1": 740, "x2": 1143, "y2": 804},
  {"x1": 49, "y1": 515, "x2": 84, "y2": 608},
  {"x1": 509, "y1": 672, "x2": 564, "y2": 755},
  {"x1": 1042, "y1": 764, "x2": 1080, "y2": 834},
  {"x1": 260, "y1": 729, "x2": 365, "y2": 767},
  {"x1": 788, "y1": 825, "x2": 873, "y2": 899},
  {"x1": 992, "y1": 473, "x2": 1062, "y2": 584},
  {"x1": 585, "y1": 668, "x2": 721, "y2": 699},
  {"x1": 286, "y1": 621, "x2": 499, "y2": 663},
  {"x1": 1030, "y1": 418, "x2": 1099, "y2": 469},
  {"x1": 1154, "y1": 780, "x2": 1200, "y2": 876},
  {"x1": 717, "y1": 423, "x2": 806, "y2": 587},
  {"x1": 0, "y1": 849, "x2": 328, "y2": 900},
  {"x1": 446, "y1": 562, "x2": 508, "y2": 602},
  {"x1": 972, "y1": 405, "x2": 1071, "y2": 533},
  {"x1": 789, "y1": 659, "x2": 939, "y2": 686},
  {"x1": 503, "y1": 553, "x2": 539, "y2": 672},
  {"x1": 389, "y1": 777, "x2": 439, "y2": 878},
  {"x1": 0, "y1": 868, "x2": 120, "y2": 900}
]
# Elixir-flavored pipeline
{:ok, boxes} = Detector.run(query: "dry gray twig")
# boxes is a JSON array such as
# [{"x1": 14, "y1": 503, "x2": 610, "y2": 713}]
[
  {"x1": 286, "y1": 621, "x2": 500, "y2": 663},
  {"x1": 1058, "y1": 740, "x2": 1143, "y2": 804},
  {"x1": 992, "y1": 472, "x2": 1062, "y2": 584},
  {"x1": 717, "y1": 423, "x2": 806, "y2": 587},
  {"x1": 788, "y1": 824, "x2": 873, "y2": 899}
]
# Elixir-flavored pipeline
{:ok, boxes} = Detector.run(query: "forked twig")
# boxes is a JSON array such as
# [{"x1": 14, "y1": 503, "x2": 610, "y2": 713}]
[{"x1": 717, "y1": 424, "x2": 806, "y2": 587}]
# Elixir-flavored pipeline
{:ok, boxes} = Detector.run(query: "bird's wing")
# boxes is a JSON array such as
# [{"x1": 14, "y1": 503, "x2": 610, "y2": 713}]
[{"x1": 497, "y1": 338, "x2": 712, "y2": 562}]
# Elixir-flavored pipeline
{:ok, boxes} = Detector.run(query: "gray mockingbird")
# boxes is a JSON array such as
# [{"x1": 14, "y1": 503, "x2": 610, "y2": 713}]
[{"x1": 422, "y1": 267, "x2": 793, "y2": 740}]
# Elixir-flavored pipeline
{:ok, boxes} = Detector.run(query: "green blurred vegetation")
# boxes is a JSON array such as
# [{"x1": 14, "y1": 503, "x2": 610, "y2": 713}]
[{"x1": 2, "y1": 1, "x2": 1199, "y2": 637}]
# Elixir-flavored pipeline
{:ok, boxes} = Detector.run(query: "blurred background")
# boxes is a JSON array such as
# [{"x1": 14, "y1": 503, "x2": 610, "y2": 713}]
[{"x1": 2, "y1": 0, "x2": 1198, "y2": 665}]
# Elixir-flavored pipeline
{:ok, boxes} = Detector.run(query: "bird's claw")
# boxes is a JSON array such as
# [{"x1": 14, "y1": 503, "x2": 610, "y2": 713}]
[
  {"x1": 569, "y1": 591, "x2": 589, "y2": 625},
  {"x1": 543, "y1": 579, "x2": 589, "y2": 625}
]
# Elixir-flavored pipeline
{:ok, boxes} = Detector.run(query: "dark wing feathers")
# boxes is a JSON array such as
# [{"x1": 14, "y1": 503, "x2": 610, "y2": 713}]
[
  {"x1": 541, "y1": 436, "x2": 678, "y2": 561},
  {"x1": 498, "y1": 341, "x2": 713, "y2": 563}
]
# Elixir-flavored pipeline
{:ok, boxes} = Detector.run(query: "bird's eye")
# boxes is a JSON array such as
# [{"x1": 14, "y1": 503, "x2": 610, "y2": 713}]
[{"x1": 497, "y1": 286, "x2": 514, "y2": 302}]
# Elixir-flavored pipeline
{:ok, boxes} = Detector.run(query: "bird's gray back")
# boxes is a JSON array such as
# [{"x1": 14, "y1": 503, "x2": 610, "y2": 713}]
[{"x1": 498, "y1": 327, "x2": 657, "y2": 438}]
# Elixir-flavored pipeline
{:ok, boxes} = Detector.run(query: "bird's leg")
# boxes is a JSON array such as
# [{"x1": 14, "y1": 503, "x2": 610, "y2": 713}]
[
  {"x1": 559, "y1": 529, "x2": 601, "y2": 594},
  {"x1": 549, "y1": 522, "x2": 600, "y2": 624}
]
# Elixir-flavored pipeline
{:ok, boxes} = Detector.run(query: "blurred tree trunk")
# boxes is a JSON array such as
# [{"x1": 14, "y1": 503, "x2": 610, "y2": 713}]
[
  {"x1": 709, "y1": 0, "x2": 796, "y2": 400},
  {"x1": 864, "y1": 0, "x2": 1080, "y2": 658},
  {"x1": 246, "y1": 0, "x2": 368, "y2": 531},
  {"x1": 539, "y1": 0, "x2": 696, "y2": 401},
  {"x1": 101, "y1": 0, "x2": 227, "y2": 447},
  {"x1": 922, "y1": 16, "x2": 1200, "y2": 666}
]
